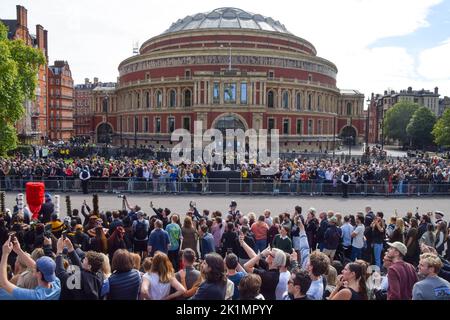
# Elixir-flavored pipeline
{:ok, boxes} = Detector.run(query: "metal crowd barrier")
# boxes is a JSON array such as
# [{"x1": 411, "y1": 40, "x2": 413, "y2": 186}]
[{"x1": 1, "y1": 176, "x2": 449, "y2": 196}]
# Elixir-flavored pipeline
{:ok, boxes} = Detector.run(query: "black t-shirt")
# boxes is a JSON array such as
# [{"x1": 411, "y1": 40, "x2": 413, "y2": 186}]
[{"x1": 253, "y1": 268, "x2": 279, "y2": 300}]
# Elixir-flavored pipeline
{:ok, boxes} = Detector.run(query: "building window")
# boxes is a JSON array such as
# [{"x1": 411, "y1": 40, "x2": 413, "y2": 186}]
[
  {"x1": 317, "y1": 95, "x2": 321, "y2": 111},
  {"x1": 296, "y1": 119, "x2": 303, "y2": 135},
  {"x1": 169, "y1": 89, "x2": 176, "y2": 107},
  {"x1": 347, "y1": 102, "x2": 352, "y2": 115},
  {"x1": 240, "y1": 82, "x2": 247, "y2": 104},
  {"x1": 185, "y1": 70, "x2": 191, "y2": 78},
  {"x1": 156, "y1": 91, "x2": 162, "y2": 108},
  {"x1": 324, "y1": 120, "x2": 328, "y2": 134},
  {"x1": 146, "y1": 92, "x2": 150, "y2": 108},
  {"x1": 308, "y1": 119, "x2": 313, "y2": 134},
  {"x1": 282, "y1": 91, "x2": 289, "y2": 109},
  {"x1": 308, "y1": 74, "x2": 312, "y2": 82},
  {"x1": 143, "y1": 117, "x2": 149, "y2": 133},
  {"x1": 213, "y1": 82, "x2": 220, "y2": 104},
  {"x1": 224, "y1": 83, "x2": 236, "y2": 103},
  {"x1": 183, "y1": 117, "x2": 190, "y2": 131},
  {"x1": 268, "y1": 118, "x2": 275, "y2": 131},
  {"x1": 308, "y1": 94, "x2": 312, "y2": 110},
  {"x1": 102, "y1": 98, "x2": 108, "y2": 113},
  {"x1": 268, "y1": 71, "x2": 274, "y2": 79},
  {"x1": 137, "y1": 93, "x2": 140, "y2": 109},
  {"x1": 168, "y1": 117, "x2": 175, "y2": 133},
  {"x1": 134, "y1": 117, "x2": 139, "y2": 133},
  {"x1": 155, "y1": 117, "x2": 161, "y2": 133},
  {"x1": 318, "y1": 120, "x2": 322, "y2": 134},
  {"x1": 267, "y1": 91, "x2": 275, "y2": 108},
  {"x1": 184, "y1": 89, "x2": 192, "y2": 107},
  {"x1": 296, "y1": 92, "x2": 301, "y2": 110},
  {"x1": 283, "y1": 119, "x2": 290, "y2": 135}
]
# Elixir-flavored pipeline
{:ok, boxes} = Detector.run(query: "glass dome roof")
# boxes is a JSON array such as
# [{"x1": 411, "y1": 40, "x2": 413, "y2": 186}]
[{"x1": 164, "y1": 7, "x2": 291, "y2": 35}]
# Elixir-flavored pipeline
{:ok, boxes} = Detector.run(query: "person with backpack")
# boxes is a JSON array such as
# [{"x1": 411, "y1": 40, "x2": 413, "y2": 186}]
[
  {"x1": 323, "y1": 216, "x2": 342, "y2": 261},
  {"x1": 132, "y1": 211, "x2": 149, "y2": 259}
]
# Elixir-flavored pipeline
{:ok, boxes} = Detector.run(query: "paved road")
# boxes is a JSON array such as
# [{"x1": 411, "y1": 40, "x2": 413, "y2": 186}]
[{"x1": 4, "y1": 192, "x2": 448, "y2": 220}]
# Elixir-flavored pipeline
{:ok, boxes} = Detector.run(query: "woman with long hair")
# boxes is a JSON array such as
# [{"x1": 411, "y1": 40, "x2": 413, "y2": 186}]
[
  {"x1": 435, "y1": 221, "x2": 447, "y2": 255},
  {"x1": 107, "y1": 226, "x2": 127, "y2": 260},
  {"x1": 103, "y1": 249, "x2": 142, "y2": 300},
  {"x1": 389, "y1": 218, "x2": 405, "y2": 243},
  {"x1": 329, "y1": 262, "x2": 368, "y2": 300},
  {"x1": 191, "y1": 253, "x2": 228, "y2": 300},
  {"x1": 181, "y1": 216, "x2": 198, "y2": 257},
  {"x1": 405, "y1": 218, "x2": 420, "y2": 266},
  {"x1": 140, "y1": 252, "x2": 186, "y2": 300},
  {"x1": 90, "y1": 226, "x2": 108, "y2": 254}
]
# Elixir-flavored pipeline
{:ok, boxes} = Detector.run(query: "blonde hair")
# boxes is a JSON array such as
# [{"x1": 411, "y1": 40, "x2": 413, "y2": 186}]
[
  {"x1": 150, "y1": 252, "x2": 174, "y2": 283},
  {"x1": 142, "y1": 257, "x2": 153, "y2": 273},
  {"x1": 420, "y1": 253, "x2": 443, "y2": 273},
  {"x1": 326, "y1": 265, "x2": 337, "y2": 286},
  {"x1": 396, "y1": 219, "x2": 404, "y2": 233},
  {"x1": 100, "y1": 253, "x2": 111, "y2": 278},
  {"x1": 130, "y1": 253, "x2": 142, "y2": 270}
]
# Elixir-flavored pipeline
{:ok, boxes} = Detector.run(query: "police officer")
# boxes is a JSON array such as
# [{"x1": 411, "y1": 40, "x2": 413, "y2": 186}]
[
  {"x1": 79, "y1": 166, "x2": 91, "y2": 194},
  {"x1": 340, "y1": 170, "x2": 351, "y2": 198}
]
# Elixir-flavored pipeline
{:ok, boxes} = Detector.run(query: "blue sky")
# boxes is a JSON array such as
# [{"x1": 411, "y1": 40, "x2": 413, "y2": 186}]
[{"x1": 1, "y1": 0, "x2": 450, "y2": 101}]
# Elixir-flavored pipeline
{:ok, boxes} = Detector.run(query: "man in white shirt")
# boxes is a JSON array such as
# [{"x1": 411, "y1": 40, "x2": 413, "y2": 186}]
[{"x1": 340, "y1": 215, "x2": 354, "y2": 258}]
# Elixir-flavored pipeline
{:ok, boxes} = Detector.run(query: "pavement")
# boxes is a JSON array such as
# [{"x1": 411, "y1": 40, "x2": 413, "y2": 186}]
[{"x1": 4, "y1": 192, "x2": 448, "y2": 220}]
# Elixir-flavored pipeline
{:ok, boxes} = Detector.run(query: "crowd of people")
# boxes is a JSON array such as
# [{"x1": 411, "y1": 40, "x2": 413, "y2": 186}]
[
  {"x1": 1, "y1": 154, "x2": 450, "y2": 196},
  {"x1": 0, "y1": 193, "x2": 449, "y2": 300}
]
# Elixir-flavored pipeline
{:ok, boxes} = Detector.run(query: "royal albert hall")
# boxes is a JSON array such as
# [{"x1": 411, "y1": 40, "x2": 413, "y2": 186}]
[{"x1": 93, "y1": 7, "x2": 365, "y2": 152}]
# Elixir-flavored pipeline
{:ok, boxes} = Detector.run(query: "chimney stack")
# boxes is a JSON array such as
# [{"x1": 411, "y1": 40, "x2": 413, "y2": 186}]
[
  {"x1": 408, "y1": 86, "x2": 412, "y2": 93},
  {"x1": 16, "y1": 5, "x2": 28, "y2": 28},
  {"x1": 94, "y1": 77, "x2": 99, "y2": 84},
  {"x1": 435, "y1": 87, "x2": 439, "y2": 94},
  {"x1": 85, "y1": 78, "x2": 90, "y2": 85}
]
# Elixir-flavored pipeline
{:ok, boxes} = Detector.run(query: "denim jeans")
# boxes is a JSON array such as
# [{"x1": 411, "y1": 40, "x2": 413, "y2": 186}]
[
  {"x1": 255, "y1": 239, "x2": 267, "y2": 253},
  {"x1": 373, "y1": 243, "x2": 383, "y2": 269},
  {"x1": 351, "y1": 246, "x2": 362, "y2": 261}
]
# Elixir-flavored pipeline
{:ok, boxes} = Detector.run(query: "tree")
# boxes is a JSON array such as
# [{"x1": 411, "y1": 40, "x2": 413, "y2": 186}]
[
  {"x1": 432, "y1": 108, "x2": 450, "y2": 147},
  {"x1": 383, "y1": 101, "x2": 420, "y2": 145},
  {"x1": 0, "y1": 22, "x2": 45, "y2": 156},
  {"x1": 406, "y1": 106, "x2": 436, "y2": 148}
]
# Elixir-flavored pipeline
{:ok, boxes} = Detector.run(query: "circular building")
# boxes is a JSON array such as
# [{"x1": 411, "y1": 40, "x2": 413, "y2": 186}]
[{"x1": 93, "y1": 7, "x2": 365, "y2": 152}]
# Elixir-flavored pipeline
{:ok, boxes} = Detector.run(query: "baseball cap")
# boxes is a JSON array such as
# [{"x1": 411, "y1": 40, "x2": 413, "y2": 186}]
[
  {"x1": 387, "y1": 242, "x2": 407, "y2": 256},
  {"x1": 329, "y1": 216, "x2": 337, "y2": 224},
  {"x1": 36, "y1": 256, "x2": 57, "y2": 283}
]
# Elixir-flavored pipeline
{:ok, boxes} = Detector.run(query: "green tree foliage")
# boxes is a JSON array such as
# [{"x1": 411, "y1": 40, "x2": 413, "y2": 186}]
[
  {"x1": 432, "y1": 108, "x2": 450, "y2": 147},
  {"x1": 0, "y1": 22, "x2": 45, "y2": 156},
  {"x1": 406, "y1": 106, "x2": 436, "y2": 148},
  {"x1": 383, "y1": 101, "x2": 420, "y2": 144}
]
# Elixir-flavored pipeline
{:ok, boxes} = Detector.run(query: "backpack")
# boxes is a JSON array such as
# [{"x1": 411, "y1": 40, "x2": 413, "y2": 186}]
[{"x1": 135, "y1": 220, "x2": 148, "y2": 240}]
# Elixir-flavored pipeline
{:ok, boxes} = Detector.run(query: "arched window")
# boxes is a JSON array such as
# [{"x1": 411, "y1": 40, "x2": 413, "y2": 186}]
[
  {"x1": 267, "y1": 90, "x2": 275, "y2": 108},
  {"x1": 317, "y1": 95, "x2": 321, "y2": 111},
  {"x1": 169, "y1": 89, "x2": 176, "y2": 108},
  {"x1": 184, "y1": 89, "x2": 192, "y2": 107},
  {"x1": 296, "y1": 92, "x2": 301, "y2": 110},
  {"x1": 308, "y1": 94, "x2": 312, "y2": 110},
  {"x1": 282, "y1": 91, "x2": 289, "y2": 109},
  {"x1": 347, "y1": 102, "x2": 352, "y2": 115},
  {"x1": 146, "y1": 91, "x2": 150, "y2": 108},
  {"x1": 156, "y1": 90, "x2": 162, "y2": 108}
]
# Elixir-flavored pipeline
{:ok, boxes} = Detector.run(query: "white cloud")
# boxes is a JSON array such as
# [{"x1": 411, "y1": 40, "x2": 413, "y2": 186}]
[
  {"x1": 0, "y1": 0, "x2": 446, "y2": 97},
  {"x1": 418, "y1": 38, "x2": 450, "y2": 79}
]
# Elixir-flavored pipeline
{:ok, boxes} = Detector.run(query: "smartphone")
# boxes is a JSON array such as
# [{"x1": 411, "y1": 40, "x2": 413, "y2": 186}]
[
  {"x1": 8, "y1": 231, "x2": 16, "y2": 242},
  {"x1": 44, "y1": 224, "x2": 52, "y2": 237}
]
